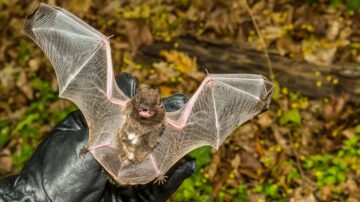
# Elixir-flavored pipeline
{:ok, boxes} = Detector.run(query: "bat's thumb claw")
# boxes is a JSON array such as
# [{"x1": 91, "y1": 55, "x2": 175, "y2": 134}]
[{"x1": 79, "y1": 146, "x2": 89, "y2": 158}]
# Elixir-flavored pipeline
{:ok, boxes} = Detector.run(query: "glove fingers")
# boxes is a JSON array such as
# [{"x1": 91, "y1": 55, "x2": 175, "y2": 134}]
[
  {"x1": 53, "y1": 110, "x2": 87, "y2": 131},
  {"x1": 116, "y1": 72, "x2": 138, "y2": 98},
  {"x1": 161, "y1": 93, "x2": 189, "y2": 112},
  {"x1": 101, "y1": 157, "x2": 195, "y2": 202}
]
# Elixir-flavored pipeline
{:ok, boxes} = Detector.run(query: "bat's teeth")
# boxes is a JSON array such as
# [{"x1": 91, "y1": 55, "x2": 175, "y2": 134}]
[{"x1": 139, "y1": 108, "x2": 148, "y2": 112}]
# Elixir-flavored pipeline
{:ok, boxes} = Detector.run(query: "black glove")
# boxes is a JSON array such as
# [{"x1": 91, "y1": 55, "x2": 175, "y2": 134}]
[{"x1": 0, "y1": 73, "x2": 195, "y2": 202}]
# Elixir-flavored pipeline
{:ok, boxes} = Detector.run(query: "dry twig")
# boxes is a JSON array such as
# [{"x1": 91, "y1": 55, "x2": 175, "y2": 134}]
[{"x1": 242, "y1": 0, "x2": 274, "y2": 80}]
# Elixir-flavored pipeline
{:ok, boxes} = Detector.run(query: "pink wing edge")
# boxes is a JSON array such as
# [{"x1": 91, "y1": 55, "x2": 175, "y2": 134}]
[{"x1": 86, "y1": 36, "x2": 127, "y2": 151}]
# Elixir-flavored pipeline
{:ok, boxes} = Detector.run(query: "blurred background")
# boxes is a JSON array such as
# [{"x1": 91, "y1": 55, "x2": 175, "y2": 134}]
[{"x1": 0, "y1": 0, "x2": 359, "y2": 201}]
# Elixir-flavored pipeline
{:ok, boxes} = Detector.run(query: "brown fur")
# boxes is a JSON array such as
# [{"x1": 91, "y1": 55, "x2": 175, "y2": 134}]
[{"x1": 116, "y1": 88, "x2": 165, "y2": 164}]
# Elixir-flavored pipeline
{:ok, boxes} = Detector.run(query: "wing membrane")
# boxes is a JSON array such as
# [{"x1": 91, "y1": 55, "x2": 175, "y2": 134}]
[
  {"x1": 23, "y1": 4, "x2": 128, "y2": 146},
  {"x1": 115, "y1": 74, "x2": 274, "y2": 184},
  {"x1": 160, "y1": 74, "x2": 272, "y2": 170}
]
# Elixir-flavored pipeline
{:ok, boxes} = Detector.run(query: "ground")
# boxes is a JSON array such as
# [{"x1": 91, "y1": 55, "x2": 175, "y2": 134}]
[{"x1": 0, "y1": 1, "x2": 359, "y2": 201}]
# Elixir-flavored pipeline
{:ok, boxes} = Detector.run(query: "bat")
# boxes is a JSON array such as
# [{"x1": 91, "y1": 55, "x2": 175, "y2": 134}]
[
  {"x1": 115, "y1": 87, "x2": 166, "y2": 165},
  {"x1": 23, "y1": 3, "x2": 274, "y2": 185}
]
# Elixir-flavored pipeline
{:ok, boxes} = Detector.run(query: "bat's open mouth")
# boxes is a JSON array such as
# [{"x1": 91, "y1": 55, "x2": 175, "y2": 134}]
[{"x1": 138, "y1": 108, "x2": 154, "y2": 118}]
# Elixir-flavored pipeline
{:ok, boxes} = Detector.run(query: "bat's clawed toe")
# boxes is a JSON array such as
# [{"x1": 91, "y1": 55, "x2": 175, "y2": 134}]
[
  {"x1": 79, "y1": 146, "x2": 89, "y2": 158},
  {"x1": 153, "y1": 175, "x2": 168, "y2": 185}
]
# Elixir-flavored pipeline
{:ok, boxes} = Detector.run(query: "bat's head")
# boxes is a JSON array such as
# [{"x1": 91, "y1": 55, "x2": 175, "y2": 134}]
[{"x1": 131, "y1": 88, "x2": 165, "y2": 122}]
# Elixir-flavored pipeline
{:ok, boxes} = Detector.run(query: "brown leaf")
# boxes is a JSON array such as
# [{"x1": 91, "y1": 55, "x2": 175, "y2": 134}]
[
  {"x1": 290, "y1": 193, "x2": 317, "y2": 202},
  {"x1": 238, "y1": 167, "x2": 259, "y2": 179},
  {"x1": 49, "y1": 100, "x2": 73, "y2": 112},
  {"x1": 248, "y1": 193, "x2": 266, "y2": 202},
  {"x1": 0, "y1": 65, "x2": 18, "y2": 94},
  {"x1": 276, "y1": 35, "x2": 300, "y2": 56},
  {"x1": 262, "y1": 25, "x2": 282, "y2": 41},
  {"x1": 100, "y1": 1, "x2": 122, "y2": 15},
  {"x1": 326, "y1": 21, "x2": 340, "y2": 41},
  {"x1": 66, "y1": 0, "x2": 92, "y2": 16},
  {"x1": 257, "y1": 111, "x2": 274, "y2": 129},
  {"x1": 323, "y1": 93, "x2": 349, "y2": 121},
  {"x1": 255, "y1": 133, "x2": 265, "y2": 156},
  {"x1": 272, "y1": 125, "x2": 292, "y2": 155},
  {"x1": 339, "y1": 26, "x2": 352, "y2": 40},
  {"x1": 0, "y1": 149, "x2": 12, "y2": 174},
  {"x1": 230, "y1": 154, "x2": 241, "y2": 169},
  {"x1": 16, "y1": 71, "x2": 33, "y2": 100},
  {"x1": 240, "y1": 150, "x2": 262, "y2": 172},
  {"x1": 342, "y1": 128, "x2": 356, "y2": 139},
  {"x1": 124, "y1": 21, "x2": 153, "y2": 54},
  {"x1": 207, "y1": 150, "x2": 220, "y2": 179},
  {"x1": 318, "y1": 185, "x2": 334, "y2": 201},
  {"x1": 28, "y1": 58, "x2": 41, "y2": 72},
  {"x1": 304, "y1": 46, "x2": 337, "y2": 66}
]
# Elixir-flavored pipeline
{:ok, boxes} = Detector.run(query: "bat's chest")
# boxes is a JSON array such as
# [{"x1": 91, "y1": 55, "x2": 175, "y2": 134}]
[
  {"x1": 123, "y1": 124, "x2": 148, "y2": 145},
  {"x1": 126, "y1": 133, "x2": 139, "y2": 145}
]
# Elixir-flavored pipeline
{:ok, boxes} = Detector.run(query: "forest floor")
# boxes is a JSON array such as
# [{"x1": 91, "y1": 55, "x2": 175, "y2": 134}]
[{"x1": 0, "y1": 1, "x2": 359, "y2": 201}]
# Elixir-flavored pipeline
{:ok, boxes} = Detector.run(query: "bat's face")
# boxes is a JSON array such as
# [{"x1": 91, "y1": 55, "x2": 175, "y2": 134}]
[{"x1": 134, "y1": 88, "x2": 164, "y2": 120}]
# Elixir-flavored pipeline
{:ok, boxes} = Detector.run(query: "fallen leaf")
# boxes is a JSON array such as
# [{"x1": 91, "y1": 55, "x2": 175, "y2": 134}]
[
  {"x1": 304, "y1": 46, "x2": 337, "y2": 66},
  {"x1": 16, "y1": 71, "x2": 33, "y2": 100},
  {"x1": 28, "y1": 58, "x2": 41, "y2": 72},
  {"x1": 257, "y1": 111, "x2": 274, "y2": 129},
  {"x1": 326, "y1": 21, "x2": 340, "y2": 41},
  {"x1": 0, "y1": 149, "x2": 12, "y2": 174},
  {"x1": 124, "y1": 20, "x2": 153, "y2": 54}
]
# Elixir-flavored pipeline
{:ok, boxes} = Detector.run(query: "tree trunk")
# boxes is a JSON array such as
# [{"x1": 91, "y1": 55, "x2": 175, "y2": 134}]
[{"x1": 135, "y1": 36, "x2": 360, "y2": 105}]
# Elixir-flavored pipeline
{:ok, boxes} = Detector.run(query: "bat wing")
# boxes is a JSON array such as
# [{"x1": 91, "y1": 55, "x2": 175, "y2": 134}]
[
  {"x1": 23, "y1": 4, "x2": 128, "y2": 149},
  {"x1": 114, "y1": 74, "x2": 274, "y2": 185}
]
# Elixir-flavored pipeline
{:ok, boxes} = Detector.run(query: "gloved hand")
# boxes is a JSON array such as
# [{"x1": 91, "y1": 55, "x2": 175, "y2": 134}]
[{"x1": 0, "y1": 73, "x2": 195, "y2": 202}]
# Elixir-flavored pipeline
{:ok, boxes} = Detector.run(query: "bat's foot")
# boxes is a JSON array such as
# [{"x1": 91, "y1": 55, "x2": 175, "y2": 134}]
[
  {"x1": 154, "y1": 175, "x2": 168, "y2": 185},
  {"x1": 79, "y1": 146, "x2": 89, "y2": 158}
]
